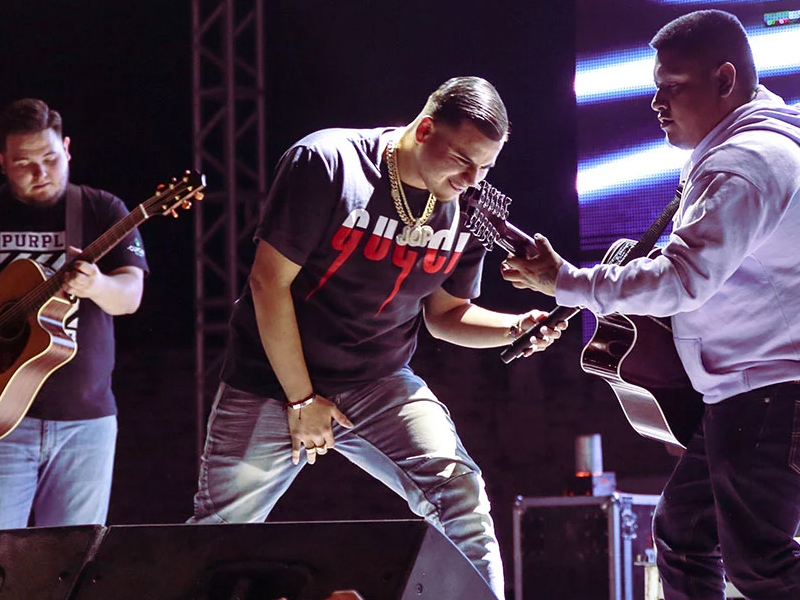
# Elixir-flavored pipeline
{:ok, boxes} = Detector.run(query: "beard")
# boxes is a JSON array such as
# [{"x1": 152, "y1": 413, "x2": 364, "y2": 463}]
[{"x1": 9, "y1": 169, "x2": 69, "y2": 208}]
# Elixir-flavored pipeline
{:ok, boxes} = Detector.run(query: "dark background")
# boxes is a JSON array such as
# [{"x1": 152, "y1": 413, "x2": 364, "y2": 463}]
[{"x1": 1, "y1": 0, "x2": 681, "y2": 592}]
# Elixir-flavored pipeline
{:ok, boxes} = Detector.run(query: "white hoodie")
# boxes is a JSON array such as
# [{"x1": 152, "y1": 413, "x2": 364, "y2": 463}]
[{"x1": 556, "y1": 87, "x2": 800, "y2": 403}]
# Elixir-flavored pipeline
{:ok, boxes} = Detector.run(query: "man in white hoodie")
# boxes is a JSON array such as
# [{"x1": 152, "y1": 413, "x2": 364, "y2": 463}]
[{"x1": 502, "y1": 9, "x2": 800, "y2": 600}]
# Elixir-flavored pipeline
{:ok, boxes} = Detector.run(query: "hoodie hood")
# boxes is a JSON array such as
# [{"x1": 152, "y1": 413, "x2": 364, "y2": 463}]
[{"x1": 691, "y1": 86, "x2": 800, "y2": 163}]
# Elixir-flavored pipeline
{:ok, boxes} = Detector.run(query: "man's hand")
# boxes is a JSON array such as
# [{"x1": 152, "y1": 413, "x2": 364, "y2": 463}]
[
  {"x1": 501, "y1": 234, "x2": 564, "y2": 297},
  {"x1": 516, "y1": 309, "x2": 568, "y2": 357},
  {"x1": 289, "y1": 395, "x2": 354, "y2": 465},
  {"x1": 63, "y1": 259, "x2": 104, "y2": 299},
  {"x1": 60, "y1": 246, "x2": 143, "y2": 315}
]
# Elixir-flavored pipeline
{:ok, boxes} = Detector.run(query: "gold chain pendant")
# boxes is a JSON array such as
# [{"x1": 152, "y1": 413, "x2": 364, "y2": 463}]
[
  {"x1": 395, "y1": 222, "x2": 435, "y2": 247},
  {"x1": 386, "y1": 136, "x2": 437, "y2": 247}
]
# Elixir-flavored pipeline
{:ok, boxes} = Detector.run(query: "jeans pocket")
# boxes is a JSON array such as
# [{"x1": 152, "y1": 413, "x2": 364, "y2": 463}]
[{"x1": 788, "y1": 400, "x2": 800, "y2": 476}]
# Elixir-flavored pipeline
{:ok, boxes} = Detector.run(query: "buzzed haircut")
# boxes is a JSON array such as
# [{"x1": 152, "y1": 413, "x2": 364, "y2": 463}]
[
  {"x1": 0, "y1": 98, "x2": 63, "y2": 152},
  {"x1": 650, "y1": 10, "x2": 758, "y2": 94},
  {"x1": 423, "y1": 76, "x2": 510, "y2": 142}
]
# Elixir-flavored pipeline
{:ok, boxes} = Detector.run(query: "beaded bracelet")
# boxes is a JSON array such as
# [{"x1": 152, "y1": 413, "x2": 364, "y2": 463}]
[{"x1": 289, "y1": 392, "x2": 316, "y2": 410}]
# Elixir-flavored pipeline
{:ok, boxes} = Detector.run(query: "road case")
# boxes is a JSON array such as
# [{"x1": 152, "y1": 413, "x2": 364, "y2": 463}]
[{"x1": 513, "y1": 493, "x2": 659, "y2": 600}]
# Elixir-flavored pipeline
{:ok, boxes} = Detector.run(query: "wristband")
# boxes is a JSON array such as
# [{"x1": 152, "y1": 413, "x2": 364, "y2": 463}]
[{"x1": 289, "y1": 392, "x2": 316, "y2": 410}]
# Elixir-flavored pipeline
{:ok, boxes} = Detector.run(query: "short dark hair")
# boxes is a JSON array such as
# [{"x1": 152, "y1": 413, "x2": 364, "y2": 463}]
[
  {"x1": 423, "y1": 76, "x2": 510, "y2": 142},
  {"x1": 0, "y1": 98, "x2": 64, "y2": 152},
  {"x1": 650, "y1": 10, "x2": 758, "y2": 94}
]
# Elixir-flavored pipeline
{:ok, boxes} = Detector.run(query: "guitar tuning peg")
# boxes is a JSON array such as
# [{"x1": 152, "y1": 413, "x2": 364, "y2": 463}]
[
  {"x1": 182, "y1": 200, "x2": 192, "y2": 210},
  {"x1": 194, "y1": 192, "x2": 205, "y2": 201},
  {"x1": 170, "y1": 209, "x2": 180, "y2": 218}
]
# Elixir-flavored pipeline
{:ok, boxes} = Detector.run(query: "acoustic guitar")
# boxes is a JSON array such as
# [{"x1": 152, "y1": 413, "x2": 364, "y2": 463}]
[
  {"x1": 0, "y1": 170, "x2": 206, "y2": 439},
  {"x1": 461, "y1": 180, "x2": 703, "y2": 449}
]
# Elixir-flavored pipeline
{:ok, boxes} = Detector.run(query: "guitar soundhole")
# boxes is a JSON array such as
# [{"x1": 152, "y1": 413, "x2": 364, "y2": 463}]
[{"x1": 0, "y1": 302, "x2": 30, "y2": 372}]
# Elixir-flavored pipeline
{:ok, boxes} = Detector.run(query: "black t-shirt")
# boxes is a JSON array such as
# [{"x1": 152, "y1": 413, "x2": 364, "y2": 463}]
[
  {"x1": 0, "y1": 184, "x2": 150, "y2": 419},
  {"x1": 221, "y1": 127, "x2": 487, "y2": 398}
]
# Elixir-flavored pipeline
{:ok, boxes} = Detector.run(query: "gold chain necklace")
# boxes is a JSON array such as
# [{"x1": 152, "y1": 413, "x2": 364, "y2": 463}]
[{"x1": 386, "y1": 136, "x2": 437, "y2": 247}]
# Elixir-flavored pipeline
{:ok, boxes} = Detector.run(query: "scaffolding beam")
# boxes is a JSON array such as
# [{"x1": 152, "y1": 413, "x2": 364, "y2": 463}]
[{"x1": 191, "y1": 0, "x2": 267, "y2": 462}]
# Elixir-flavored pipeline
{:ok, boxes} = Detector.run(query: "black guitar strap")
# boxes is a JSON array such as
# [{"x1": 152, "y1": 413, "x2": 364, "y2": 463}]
[
  {"x1": 619, "y1": 183, "x2": 684, "y2": 265},
  {"x1": 65, "y1": 183, "x2": 83, "y2": 260}
]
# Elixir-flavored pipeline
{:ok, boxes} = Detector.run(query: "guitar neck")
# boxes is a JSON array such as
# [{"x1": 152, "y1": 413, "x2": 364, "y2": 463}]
[
  {"x1": 77, "y1": 207, "x2": 146, "y2": 265},
  {"x1": 496, "y1": 220, "x2": 539, "y2": 260}
]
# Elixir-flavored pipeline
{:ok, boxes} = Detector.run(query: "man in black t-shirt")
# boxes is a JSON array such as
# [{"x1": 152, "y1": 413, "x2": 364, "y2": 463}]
[
  {"x1": 0, "y1": 98, "x2": 149, "y2": 528},
  {"x1": 189, "y1": 77, "x2": 564, "y2": 599}
]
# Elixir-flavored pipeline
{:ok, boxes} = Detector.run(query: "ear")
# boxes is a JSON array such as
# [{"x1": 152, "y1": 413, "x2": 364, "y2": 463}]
[
  {"x1": 715, "y1": 62, "x2": 737, "y2": 98},
  {"x1": 63, "y1": 136, "x2": 72, "y2": 161},
  {"x1": 415, "y1": 116, "x2": 434, "y2": 143}
]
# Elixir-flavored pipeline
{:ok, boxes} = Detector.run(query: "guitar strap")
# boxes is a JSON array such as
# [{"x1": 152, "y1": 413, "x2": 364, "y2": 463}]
[
  {"x1": 65, "y1": 183, "x2": 83, "y2": 260},
  {"x1": 619, "y1": 183, "x2": 684, "y2": 265}
]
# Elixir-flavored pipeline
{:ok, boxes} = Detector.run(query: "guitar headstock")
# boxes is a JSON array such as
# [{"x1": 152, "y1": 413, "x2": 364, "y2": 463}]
[
  {"x1": 461, "y1": 181, "x2": 509, "y2": 252},
  {"x1": 460, "y1": 180, "x2": 539, "y2": 259},
  {"x1": 145, "y1": 170, "x2": 207, "y2": 219}
]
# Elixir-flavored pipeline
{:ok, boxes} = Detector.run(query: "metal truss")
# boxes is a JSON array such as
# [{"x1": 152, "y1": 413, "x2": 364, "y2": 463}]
[{"x1": 191, "y1": 0, "x2": 267, "y2": 460}]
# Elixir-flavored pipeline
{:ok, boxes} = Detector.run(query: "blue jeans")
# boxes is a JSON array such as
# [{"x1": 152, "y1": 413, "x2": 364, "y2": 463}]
[
  {"x1": 190, "y1": 368, "x2": 504, "y2": 599},
  {"x1": 655, "y1": 382, "x2": 800, "y2": 599},
  {"x1": 0, "y1": 415, "x2": 117, "y2": 528}
]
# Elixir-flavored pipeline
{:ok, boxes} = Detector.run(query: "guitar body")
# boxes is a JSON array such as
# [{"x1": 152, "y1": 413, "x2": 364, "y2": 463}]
[
  {"x1": 582, "y1": 312, "x2": 705, "y2": 448},
  {"x1": 580, "y1": 241, "x2": 705, "y2": 449},
  {"x1": 0, "y1": 259, "x2": 78, "y2": 439}
]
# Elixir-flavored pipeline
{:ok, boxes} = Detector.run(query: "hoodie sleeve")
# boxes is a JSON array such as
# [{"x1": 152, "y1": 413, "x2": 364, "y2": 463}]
[{"x1": 555, "y1": 132, "x2": 796, "y2": 317}]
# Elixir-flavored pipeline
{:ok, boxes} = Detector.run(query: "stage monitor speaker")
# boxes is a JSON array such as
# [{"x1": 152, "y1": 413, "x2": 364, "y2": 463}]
[
  {"x1": 0, "y1": 525, "x2": 103, "y2": 600},
  {"x1": 56, "y1": 519, "x2": 493, "y2": 600}
]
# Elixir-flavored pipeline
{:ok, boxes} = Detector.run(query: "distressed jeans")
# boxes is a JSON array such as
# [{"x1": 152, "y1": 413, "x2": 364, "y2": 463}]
[
  {"x1": 655, "y1": 382, "x2": 800, "y2": 599},
  {"x1": 190, "y1": 367, "x2": 505, "y2": 599},
  {"x1": 0, "y1": 415, "x2": 117, "y2": 528}
]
